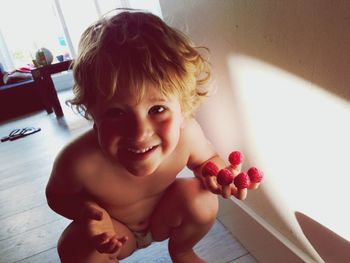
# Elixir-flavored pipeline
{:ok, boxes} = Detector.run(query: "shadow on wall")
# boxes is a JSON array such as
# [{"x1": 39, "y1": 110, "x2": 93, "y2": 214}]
[{"x1": 295, "y1": 212, "x2": 350, "y2": 263}]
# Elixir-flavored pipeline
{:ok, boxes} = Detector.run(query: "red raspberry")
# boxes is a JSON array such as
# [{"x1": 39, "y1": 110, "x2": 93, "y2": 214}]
[
  {"x1": 228, "y1": 151, "x2": 244, "y2": 166},
  {"x1": 234, "y1": 172, "x2": 250, "y2": 189},
  {"x1": 217, "y1": 169, "x2": 234, "y2": 185},
  {"x1": 247, "y1": 167, "x2": 263, "y2": 183},
  {"x1": 202, "y1": 161, "x2": 219, "y2": 177}
]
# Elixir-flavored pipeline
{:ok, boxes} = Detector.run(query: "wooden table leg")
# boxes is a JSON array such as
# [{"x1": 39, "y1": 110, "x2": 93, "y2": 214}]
[
  {"x1": 44, "y1": 74, "x2": 64, "y2": 117},
  {"x1": 35, "y1": 78, "x2": 53, "y2": 114}
]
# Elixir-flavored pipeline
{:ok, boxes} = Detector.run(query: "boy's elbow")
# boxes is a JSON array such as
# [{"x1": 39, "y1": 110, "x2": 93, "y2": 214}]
[
  {"x1": 45, "y1": 186, "x2": 56, "y2": 210},
  {"x1": 45, "y1": 183, "x2": 62, "y2": 212}
]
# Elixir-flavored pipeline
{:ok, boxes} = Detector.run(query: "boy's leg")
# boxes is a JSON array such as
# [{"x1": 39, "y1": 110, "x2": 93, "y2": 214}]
[
  {"x1": 57, "y1": 218, "x2": 137, "y2": 263},
  {"x1": 150, "y1": 177, "x2": 219, "y2": 263}
]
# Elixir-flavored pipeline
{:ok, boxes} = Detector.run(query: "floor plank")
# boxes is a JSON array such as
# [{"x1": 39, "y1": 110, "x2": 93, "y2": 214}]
[
  {"x1": 0, "y1": 204, "x2": 60, "y2": 241},
  {"x1": 16, "y1": 248, "x2": 60, "y2": 263},
  {"x1": 230, "y1": 254, "x2": 258, "y2": 263},
  {"x1": 0, "y1": 218, "x2": 69, "y2": 263}
]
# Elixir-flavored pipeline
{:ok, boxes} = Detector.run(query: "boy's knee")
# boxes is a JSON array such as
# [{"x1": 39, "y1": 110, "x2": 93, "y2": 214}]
[
  {"x1": 190, "y1": 188, "x2": 218, "y2": 225},
  {"x1": 57, "y1": 222, "x2": 90, "y2": 262},
  {"x1": 173, "y1": 178, "x2": 219, "y2": 225},
  {"x1": 57, "y1": 222, "x2": 77, "y2": 261}
]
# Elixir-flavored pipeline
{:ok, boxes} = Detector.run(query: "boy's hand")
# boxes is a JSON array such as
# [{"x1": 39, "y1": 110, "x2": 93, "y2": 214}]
[
  {"x1": 201, "y1": 151, "x2": 263, "y2": 200},
  {"x1": 80, "y1": 202, "x2": 128, "y2": 259}
]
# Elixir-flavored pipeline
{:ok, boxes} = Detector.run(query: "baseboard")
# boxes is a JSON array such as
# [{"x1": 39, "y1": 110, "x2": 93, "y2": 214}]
[{"x1": 217, "y1": 198, "x2": 321, "y2": 263}]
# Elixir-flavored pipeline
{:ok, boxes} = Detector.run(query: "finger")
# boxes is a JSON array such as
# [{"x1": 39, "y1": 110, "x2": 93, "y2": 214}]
[
  {"x1": 228, "y1": 151, "x2": 244, "y2": 176},
  {"x1": 248, "y1": 182, "x2": 261, "y2": 190},
  {"x1": 93, "y1": 232, "x2": 109, "y2": 247},
  {"x1": 204, "y1": 176, "x2": 221, "y2": 194},
  {"x1": 107, "y1": 240, "x2": 123, "y2": 259},
  {"x1": 227, "y1": 163, "x2": 242, "y2": 176},
  {"x1": 117, "y1": 235, "x2": 128, "y2": 244},
  {"x1": 109, "y1": 236, "x2": 127, "y2": 254},
  {"x1": 233, "y1": 188, "x2": 247, "y2": 200},
  {"x1": 201, "y1": 161, "x2": 220, "y2": 194},
  {"x1": 230, "y1": 184, "x2": 238, "y2": 196},
  {"x1": 247, "y1": 167, "x2": 263, "y2": 190},
  {"x1": 96, "y1": 233, "x2": 125, "y2": 254},
  {"x1": 97, "y1": 238, "x2": 118, "y2": 254},
  {"x1": 233, "y1": 172, "x2": 250, "y2": 200},
  {"x1": 221, "y1": 185, "x2": 231, "y2": 199},
  {"x1": 231, "y1": 183, "x2": 248, "y2": 200},
  {"x1": 217, "y1": 169, "x2": 234, "y2": 198},
  {"x1": 106, "y1": 235, "x2": 128, "y2": 256}
]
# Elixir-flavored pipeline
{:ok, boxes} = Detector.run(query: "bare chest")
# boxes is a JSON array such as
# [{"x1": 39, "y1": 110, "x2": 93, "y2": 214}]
[{"x1": 79, "y1": 151, "x2": 188, "y2": 223}]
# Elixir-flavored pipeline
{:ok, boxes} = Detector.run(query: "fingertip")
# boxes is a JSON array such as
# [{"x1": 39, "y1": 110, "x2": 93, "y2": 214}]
[
  {"x1": 237, "y1": 189, "x2": 248, "y2": 200},
  {"x1": 221, "y1": 193, "x2": 229, "y2": 199},
  {"x1": 110, "y1": 240, "x2": 123, "y2": 254}
]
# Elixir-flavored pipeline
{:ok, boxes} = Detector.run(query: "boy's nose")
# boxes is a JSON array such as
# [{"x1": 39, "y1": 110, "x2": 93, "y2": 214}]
[{"x1": 130, "y1": 117, "x2": 153, "y2": 142}]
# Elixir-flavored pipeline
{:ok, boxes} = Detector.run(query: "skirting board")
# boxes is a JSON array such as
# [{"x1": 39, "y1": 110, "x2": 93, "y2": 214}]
[{"x1": 217, "y1": 198, "x2": 320, "y2": 263}]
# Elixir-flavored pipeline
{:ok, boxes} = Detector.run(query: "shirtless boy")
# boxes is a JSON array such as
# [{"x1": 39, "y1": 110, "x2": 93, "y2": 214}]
[{"x1": 46, "y1": 10, "x2": 251, "y2": 263}]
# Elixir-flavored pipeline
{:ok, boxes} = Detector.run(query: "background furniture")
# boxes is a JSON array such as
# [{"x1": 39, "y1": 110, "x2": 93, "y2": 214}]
[
  {"x1": 31, "y1": 60, "x2": 72, "y2": 117},
  {"x1": 0, "y1": 80, "x2": 44, "y2": 122}
]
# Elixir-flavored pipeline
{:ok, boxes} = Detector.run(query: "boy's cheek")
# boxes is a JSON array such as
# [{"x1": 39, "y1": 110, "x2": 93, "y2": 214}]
[
  {"x1": 97, "y1": 120, "x2": 125, "y2": 137},
  {"x1": 159, "y1": 117, "x2": 178, "y2": 132},
  {"x1": 98, "y1": 131, "x2": 120, "y2": 157},
  {"x1": 95, "y1": 121, "x2": 123, "y2": 148}
]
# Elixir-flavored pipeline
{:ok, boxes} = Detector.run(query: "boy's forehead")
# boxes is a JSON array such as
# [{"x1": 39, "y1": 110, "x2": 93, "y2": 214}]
[{"x1": 103, "y1": 86, "x2": 172, "y2": 105}]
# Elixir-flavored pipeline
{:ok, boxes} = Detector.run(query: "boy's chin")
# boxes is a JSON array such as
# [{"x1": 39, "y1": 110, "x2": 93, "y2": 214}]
[{"x1": 124, "y1": 164, "x2": 158, "y2": 177}]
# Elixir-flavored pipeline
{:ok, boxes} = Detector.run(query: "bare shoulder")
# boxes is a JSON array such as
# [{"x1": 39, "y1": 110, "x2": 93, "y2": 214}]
[
  {"x1": 181, "y1": 118, "x2": 217, "y2": 169},
  {"x1": 53, "y1": 129, "x2": 97, "y2": 171},
  {"x1": 47, "y1": 129, "x2": 99, "y2": 193}
]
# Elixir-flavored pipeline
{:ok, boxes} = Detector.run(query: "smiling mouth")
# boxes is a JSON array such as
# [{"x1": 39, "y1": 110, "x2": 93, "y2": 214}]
[{"x1": 127, "y1": 145, "x2": 157, "y2": 154}]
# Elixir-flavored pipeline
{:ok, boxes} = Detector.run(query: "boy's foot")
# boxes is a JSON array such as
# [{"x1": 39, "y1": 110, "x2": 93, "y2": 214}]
[{"x1": 170, "y1": 250, "x2": 206, "y2": 263}]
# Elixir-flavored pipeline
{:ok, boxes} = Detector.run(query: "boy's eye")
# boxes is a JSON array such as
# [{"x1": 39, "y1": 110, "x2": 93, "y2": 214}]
[
  {"x1": 149, "y1": 105, "x2": 166, "y2": 115},
  {"x1": 104, "y1": 108, "x2": 125, "y2": 118}
]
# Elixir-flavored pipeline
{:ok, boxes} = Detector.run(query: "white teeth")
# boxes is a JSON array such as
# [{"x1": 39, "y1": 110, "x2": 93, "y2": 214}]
[{"x1": 127, "y1": 146, "x2": 155, "y2": 154}]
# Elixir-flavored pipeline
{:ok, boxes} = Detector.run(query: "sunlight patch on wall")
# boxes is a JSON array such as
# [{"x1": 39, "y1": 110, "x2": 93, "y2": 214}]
[{"x1": 228, "y1": 54, "x2": 350, "y2": 241}]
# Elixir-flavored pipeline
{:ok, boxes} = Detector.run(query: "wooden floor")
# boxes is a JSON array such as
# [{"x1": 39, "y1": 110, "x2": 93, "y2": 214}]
[{"x1": 0, "y1": 90, "x2": 257, "y2": 263}]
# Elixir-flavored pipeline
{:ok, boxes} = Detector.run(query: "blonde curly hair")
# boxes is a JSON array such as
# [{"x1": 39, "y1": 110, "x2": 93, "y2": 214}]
[{"x1": 68, "y1": 10, "x2": 211, "y2": 119}]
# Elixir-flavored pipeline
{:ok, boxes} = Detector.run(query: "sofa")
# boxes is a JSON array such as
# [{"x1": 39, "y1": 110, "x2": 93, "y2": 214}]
[{"x1": 0, "y1": 79, "x2": 45, "y2": 122}]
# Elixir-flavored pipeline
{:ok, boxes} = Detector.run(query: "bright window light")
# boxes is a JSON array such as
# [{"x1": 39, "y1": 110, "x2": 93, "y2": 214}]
[{"x1": 0, "y1": 0, "x2": 162, "y2": 70}]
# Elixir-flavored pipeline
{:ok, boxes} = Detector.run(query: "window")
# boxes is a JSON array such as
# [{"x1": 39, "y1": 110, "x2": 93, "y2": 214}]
[
  {"x1": 0, "y1": 0, "x2": 162, "y2": 71},
  {"x1": 0, "y1": 0, "x2": 67, "y2": 70}
]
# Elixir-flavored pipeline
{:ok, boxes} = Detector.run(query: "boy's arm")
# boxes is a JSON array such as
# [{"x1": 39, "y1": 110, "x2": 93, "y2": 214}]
[
  {"x1": 46, "y1": 145, "x2": 128, "y2": 256},
  {"x1": 45, "y1": 145, "x2": 101, "y2": 221},
  {"x1": 185, "y1": 119, "x2": 249, "y2": 199},
  {"x1": 184, "y1": 119, "x2": 226, "y2": 192}
]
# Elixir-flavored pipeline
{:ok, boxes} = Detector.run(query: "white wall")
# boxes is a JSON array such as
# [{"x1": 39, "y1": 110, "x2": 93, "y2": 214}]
[{"x1": 160, "y1": 1, "x2": 350, "y2": 262}]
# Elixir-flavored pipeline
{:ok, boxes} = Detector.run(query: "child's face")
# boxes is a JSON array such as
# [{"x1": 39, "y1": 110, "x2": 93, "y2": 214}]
[{"x1": 91, "y1": 86, "x2": 184, "y2": 176}]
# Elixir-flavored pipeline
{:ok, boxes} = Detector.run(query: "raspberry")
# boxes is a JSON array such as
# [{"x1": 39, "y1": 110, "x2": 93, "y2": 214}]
[
  {"x1": 234, "y1": 172, "x2": 250, "y2": 189},
  {"x1": 228, "y1": 151, "x2": 244, "y2": 166},
  {"x1": 247, "y1": 167, "x2": 263, "y2": 183},
  {"x1": 217, "y1": 169, "x2": 234, "y2": 185},
  {"x1": 202, "y1": 161, "x2": 219, "y2": 177}
]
